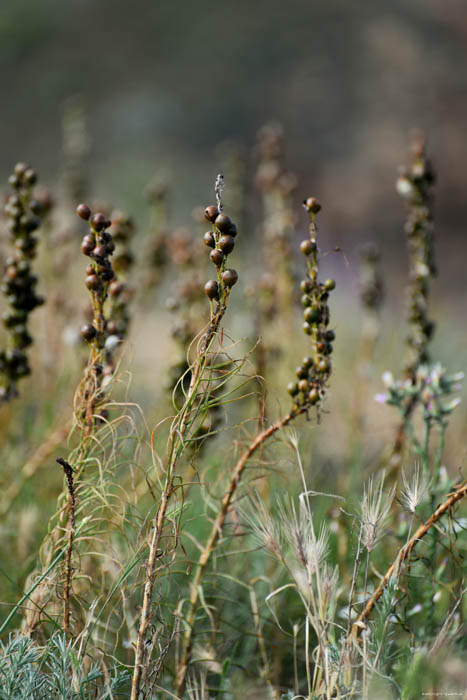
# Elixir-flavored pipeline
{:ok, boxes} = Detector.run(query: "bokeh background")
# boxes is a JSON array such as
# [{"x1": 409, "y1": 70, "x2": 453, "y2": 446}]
[{"x1": 2, "y1": 0, "x2": 467, "y2": 277}]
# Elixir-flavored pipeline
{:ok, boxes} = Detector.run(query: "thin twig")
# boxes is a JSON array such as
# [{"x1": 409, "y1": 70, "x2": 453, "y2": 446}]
[
  {"x1": 56, "y1": 457, "x2": 76, "y2": 637},
  {"x1": 175, "y1": 408, "x2": 301, "y2": 693},
  {"x1": 347, "y1": 480, "x2": 467, "y2": 645}
]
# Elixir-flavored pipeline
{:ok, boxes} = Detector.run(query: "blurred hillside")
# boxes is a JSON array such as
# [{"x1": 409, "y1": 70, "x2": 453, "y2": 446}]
[{"x1": 1, "y1": 0, "x2": 467, "y2": 291}]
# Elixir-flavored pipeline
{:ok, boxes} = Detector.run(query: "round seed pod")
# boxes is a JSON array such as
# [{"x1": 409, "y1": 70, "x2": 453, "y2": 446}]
[
  {"x1": 85, "y1": 274, "x2": 100, "y2": 291},
  {"x1": 8, "y1": 174, "x2": 20, "y2": 189},
  {"x1": 300, "y1": 279, "x2": 312, "y2": 293},
  {"x1": 205, "y1": 205, "x2": 219, "y2": 222},
  {"x1": 303, "y1": 322, "x2": 312, "y2": 335},
  {"x1": 204, "y1": 280, "x2": 219, "y2": 300},
  {"x1": 221, "y1": 268, "x2": 238, "y2": 287},
  {"x1": 91, "y1": 212, "x2": 107, "y2": 231},
  {"x1": 203, "y1": 231, "x2": 216, "y2": 248},
  {"x1": 308, "y1": 388, "x2": 319, "y2": 405},
  {"x1": 303, "y1": 197, "x2": 322, "y2": 214},
  {"x1": 81, "y1": 323, "x2": 97, "y2": 342},
  {"x1": 317, "y1": 358, "x2": 329, "y2": 373},
  {"x1": 109, "y1": 280, "x2": 124, "y2": 297},
  {"x1": 218, "y1": 235, "x2": 235, "y2": 254},
  {"x1": 296, "y1": 365, "x2": 308, "y2": 379},
  {"x1": 77, "y1": 203, "x2": 91, "y2": 220},
  {"x1": 81, "y1": 236, "x2": 95, "y2": 256},
  {"x1": 287, "y1": 381, "x2": 299, "y2": 396},
  {"x1": 92, "y1": 244, "x2": 107, "y2": 259},
  {"x1": 301, "y1": 294, "x2": 311, "y2": 307},
  {"x1": 101, "y1": 266, "x2": 115, "y2": 281},
  {"x1": 304, "y1": 305, "x2": 321, "y2": 323},
  {"x1": 300, "y1": 240, "x2": 314, "y2": 256},
  {"x1": 85, "y1": 264, "x2": 94, "y2": 275},
  {"x1": 23, "y1": 168, "x2": 37, "y2": 185},
  {"x1": 210, "y1": 249, "x2": 224, "y2": 266},
  {"x1": 227, "y1": 222, "x2": 238, "y2": 238},
  {"x1": 298, "y1": 379, "x2": 309, "y2": 393},
  {"x1": 14, "y1": 163, "x2": 28, "y2": 178},
  {"x1": 105, "y1": 240, "x2": 115, "y2": 254},
  {"x1": 302, "y1": 356, "x2": 314, "y2": 368},
  {"x1": 214, "y1": 213, "x2": 232, "y2": 232},
  {"x1": 325, "y1": 330, "x2": 335, "y2": 342},
  {"x1": 324, "y1": 279, "x2": 336, "y2": 291}
]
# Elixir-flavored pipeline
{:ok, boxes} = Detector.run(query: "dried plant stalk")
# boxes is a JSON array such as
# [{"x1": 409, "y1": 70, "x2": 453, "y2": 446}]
[{"x1": 347, "y1": 480, "x2": 467, "y2": 644}]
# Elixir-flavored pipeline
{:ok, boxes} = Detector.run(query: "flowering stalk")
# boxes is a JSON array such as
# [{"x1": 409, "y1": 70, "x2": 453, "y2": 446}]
[
  {"x1": 176, "y1": 197, "x2": 337, "y2": 693},
  {"x1": 130, "y1": 183, "x2": 240, "y2": 700},
  {"x1": 1, "y1": 163, "x2": 46, "y2": 401}
]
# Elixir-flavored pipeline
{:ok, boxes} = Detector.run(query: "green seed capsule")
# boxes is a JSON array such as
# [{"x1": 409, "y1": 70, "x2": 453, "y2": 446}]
[
  {"x1": 298, "y1": 379, "x2": 309, "y2": 393},
  {"x1": 324, "y1": 279, "x2": 336, "y2": 291},
  {"x1": 301, "y1": 294, "x2": 311, "y2": 307},
  {"x1": 287, "y1": 382, "x2": 299, "y2": 396},
  {"x1": 300, "y1": 279, "x2": 312, "y2": 293},
  {"x1": 308, "y1": 388, "x2": 320, "y2": 405},
  {"x1": 300, "y1": 240, "x2": 314, "y2": 256}
]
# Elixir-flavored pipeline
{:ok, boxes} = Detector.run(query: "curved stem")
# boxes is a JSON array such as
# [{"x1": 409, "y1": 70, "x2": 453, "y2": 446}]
[{"x1": 176, "y1": 409, "x2": 300, "y2": 693}]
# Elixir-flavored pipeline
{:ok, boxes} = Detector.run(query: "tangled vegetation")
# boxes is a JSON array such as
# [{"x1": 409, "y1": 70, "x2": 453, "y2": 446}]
[{"x1": 0, "y1": 128, "x2": 465, "y2": 700}]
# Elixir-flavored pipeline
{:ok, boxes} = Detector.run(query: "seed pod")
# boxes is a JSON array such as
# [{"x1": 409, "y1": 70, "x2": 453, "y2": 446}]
[
  {"x1": 227, "y1": 222, "x2": 238, "y2": 237},
  {"x1": 303, "y1": 197, "x2": 322, "y2": 214},
  {"x1": 287, "y1": 381, "x2": 299, "y2": 396},
  {"x1": 210, "y1": 249, "x2": 224, "y2": 266},
  {"x1": 77, "y1": 203, "x2": 91, "y2": 220},
  {"x1": 109, "y1": 280, "x2": 124, "y2": 297},
  {"x1": 81, "y1": 236, "x2": 95, "y2": 256},
  {"x1": 203, "y1": 231, "x2": 216, "y2": 248},
  {"x1": 85, "y1": 274, "x2": 100, "y2": 291},
  {"x1": 23, "y1": 168, "x2": 37, "y2": 186},
  {"x1": 317, "y1": 358, "x2": 329, "y2": 373},
  {"x1": 92, "y1": 244, "x2": 107, "y2": 259},
  {"x1": 300, "y1": 279, "x2": 312, "y2": 293},
  {"x1": 81, "y1": 323, "x2": 97, "y2": 342},
  {"x1": 302, "y1": 356, "x2": 314, "y2": 368},
  {"x1": 91, "y1": 212, "x2": 107, "y2": 231},
  {"x1": 298, "y1": 379, "x2": 309, "y2": 393},
  {"x1": 296, "y1": 365, "x2": 308, "y2": 379},
  {"x1": 304, "y1": 305, "x2": 321, "y2": 323},
  {"x1": 301, "y1": 294, "x2": 311, "y2": 307},
  {"x1": 325, "y1": 329, "x2": 335, "y2": 342},
  {"x1": 324, "y1": 279, "x2": 336, "y2": 291},
  {"x1": 221, "y1": 268, "x2": 238, "y2": 287},
  {"x1": 204, "y1": 280, "x2": 219, "y2": 299},
  {"x1": 308, "y1": 388, "x2": 319, "y2": 404},
  {"x1": 204, "y1": 205, "x2": 219, "y2": 222},
  {"x1": 218, "y1": 235, "x2": 235, "y2": 255},
  {"x1": 214, "y1": 213, "x2": 232, "y2": 232},
  {"x1": 300, "y1": 240, "x2": 314, "y2": 256},
  {"x1": 303, "y1": 322, "x2": 312, "y2": 335}
]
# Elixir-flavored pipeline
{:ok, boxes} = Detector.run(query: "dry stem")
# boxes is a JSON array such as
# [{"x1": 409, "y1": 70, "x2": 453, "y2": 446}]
[
  {"x1": 175, "y1": 408, "x2": 300, "y2": 692},
  {"x1": 347, "y1": 480, "x2": 467, "y2": 645},
  {"x1": 130, "y1": 305, "x2": 226, "y2": 700},
  {"x1": 56, "y1": 457, "x2": 76, "y2": 637}
]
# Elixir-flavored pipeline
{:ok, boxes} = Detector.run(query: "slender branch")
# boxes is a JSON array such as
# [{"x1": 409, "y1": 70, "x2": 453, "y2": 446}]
[
  {"x1": 130, "y1": 305, "x2": 226, "y2": 700},
  {"x1": 347, "y1": 480, "x2": 467, "y2": 644},
  {"x1": 56, "y1": 457, "x2": 76, "y2": 637},
  {"x1": 176, "y1": 408, "x2": 301, "y2": 692}
]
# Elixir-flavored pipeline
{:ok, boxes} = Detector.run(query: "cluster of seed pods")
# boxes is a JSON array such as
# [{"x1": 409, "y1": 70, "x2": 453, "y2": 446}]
[
  {"x1": 287, "y1": 198, "x2": 336, "y2": 410},
  {"x1": 77, "y1": 204, "x2": 115, "y2": 347},
  {"x1": 0, "y1": 163, "x2": 47, "y2": 400},
  {"x1": 396, "y1": 138, "x2": 436, "y2": 377},
  {"x1": 203, "y1": 205, "x2": 239, "y2": 305}
]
